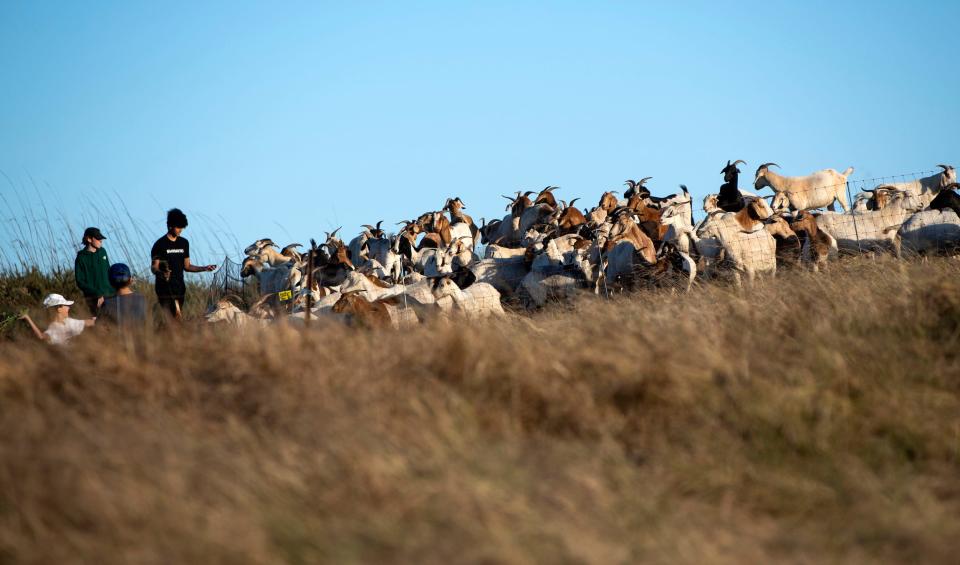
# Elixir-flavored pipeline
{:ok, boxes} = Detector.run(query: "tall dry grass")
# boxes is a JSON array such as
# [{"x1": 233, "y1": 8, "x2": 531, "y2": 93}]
[
  {"x1": 1, "y1": 256, "x2": 959, "y2": 564},
  {"x1": 0, "y1": 174, "x2": 240, "y2": 276}
]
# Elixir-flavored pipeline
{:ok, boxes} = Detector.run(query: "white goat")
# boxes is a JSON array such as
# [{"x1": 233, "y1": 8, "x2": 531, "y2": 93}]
[
  {"x1": 815, "y1": 190, "x2": 923, "y2": 256},
  {"x1": 430, "y1": 278, "x2": 505, "y2": 319},
  {"x1": 898, "y1": 209, "x2": 960, "y2": 255},
  {"x1": 754, "y1": 163, "x2": 854, "y2": 212},
  {"x1": 864, "y1": 165, "x2": 956, "y2": 208},
  {"x1": 697, "y1": 196, "x2": 776, "y2": 286}
]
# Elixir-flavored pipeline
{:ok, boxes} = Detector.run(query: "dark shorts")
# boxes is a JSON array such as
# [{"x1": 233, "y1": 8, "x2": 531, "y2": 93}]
[{"x1": 157, "y1": 294, "x2": 186, "y2": 320}]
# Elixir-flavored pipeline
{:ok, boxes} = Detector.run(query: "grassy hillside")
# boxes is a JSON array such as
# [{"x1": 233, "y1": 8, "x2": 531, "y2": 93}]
[
  {"x1": 1, "y1": 257, "x2": 959, "y2": 564},
  {"x1": 0, "y1": 268, "x2": 226, "y2": 338}
]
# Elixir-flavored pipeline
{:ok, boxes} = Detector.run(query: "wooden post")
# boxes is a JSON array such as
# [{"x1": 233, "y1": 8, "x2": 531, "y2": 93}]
[{"x1": 306, "y1": 239, "x2": 316, "y2": 326}]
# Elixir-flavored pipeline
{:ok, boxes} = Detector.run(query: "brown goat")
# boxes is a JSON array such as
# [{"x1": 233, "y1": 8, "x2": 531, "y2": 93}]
[
  {"x1": 534, "y1": 186, "x2": 559, "y2": 207},
  {"x1": 789, "y1": 211, "x2": 834, "y2": 272},
  {"x1": 503, "y1": 191, "x2": 534, "y2": 218},
  {"x1": 416, "y1": 211, "x2": 452, "y2": 247},
  {"x1": 331, "y1": 292, "x2": 393, "y2": 328},
  {"x1": 557, "y1": 198, "x2": 587, "y2": 234},
  {"x1": 598, "y1": 191, "x2": 619, "y2": 213}
]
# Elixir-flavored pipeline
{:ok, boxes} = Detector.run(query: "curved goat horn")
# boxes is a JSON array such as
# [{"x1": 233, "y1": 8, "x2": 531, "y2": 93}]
[
  {"x1": 501, "y1": 194, "x2": 515, "y2": 201},
  {"x1": 732, "y1": 160, "x2": 747, "y2": 167},
  {"x1": 376, "y1": 220, "x2": 383, "y2": 230},
  {"x1": 330, "y1": 227, "x2": 342, "y2": 239},
  {"x1": 638, "y1": 177, "x2": 652, "y2": 185},
  {"x1": 624, "y1": 179, "x2": 636, "y2": 188},
  {"x1": 757, "y1": 162, "x2": 780, "y2": 172},
  {"x1": 937, "y1": 164, "x2": 953, "y2": 171}
]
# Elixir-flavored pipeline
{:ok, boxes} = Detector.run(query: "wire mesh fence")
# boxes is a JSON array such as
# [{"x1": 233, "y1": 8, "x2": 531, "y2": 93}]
[
  {"x1": 203, "y1": 256, "x2": 249, "y2": 309},
  {"x1": 688, "y1": 168, "x2": 959, "y2": 269}
]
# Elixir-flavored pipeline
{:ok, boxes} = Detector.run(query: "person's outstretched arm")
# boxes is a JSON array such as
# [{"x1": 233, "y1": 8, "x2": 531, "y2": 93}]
[
  {"x1": 19, "y1": 314, "x2": 47, "y2": 341},
  {"x1": 183, "y1": 257, "x2": 216, "y2": 272}
]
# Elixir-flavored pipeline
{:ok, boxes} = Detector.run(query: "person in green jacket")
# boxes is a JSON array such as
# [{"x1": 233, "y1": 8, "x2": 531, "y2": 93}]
[{"x1": 74, "y1": 227, "x2": 113, "y2": 315}]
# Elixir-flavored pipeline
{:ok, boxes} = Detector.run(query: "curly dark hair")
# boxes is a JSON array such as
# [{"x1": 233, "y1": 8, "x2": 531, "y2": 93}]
[{"x1": 167, "y1": 208, "x2": 188, "y2": 229}]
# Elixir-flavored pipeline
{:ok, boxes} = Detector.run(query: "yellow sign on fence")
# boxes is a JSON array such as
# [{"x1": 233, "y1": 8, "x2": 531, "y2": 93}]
[{"x1": 278, "y1": 290, "x2": 293, "y2": 301}]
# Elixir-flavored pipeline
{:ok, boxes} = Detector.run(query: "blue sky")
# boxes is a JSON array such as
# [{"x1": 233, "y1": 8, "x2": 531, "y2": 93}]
[{"x1": 1, "y1": 1, "x2": 958, "y2": 270}]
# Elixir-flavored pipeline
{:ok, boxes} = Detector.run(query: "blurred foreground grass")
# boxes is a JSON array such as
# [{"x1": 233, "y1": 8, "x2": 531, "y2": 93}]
[{"x1": 1, "y1": 256, "x2": 959, "y2": 564}]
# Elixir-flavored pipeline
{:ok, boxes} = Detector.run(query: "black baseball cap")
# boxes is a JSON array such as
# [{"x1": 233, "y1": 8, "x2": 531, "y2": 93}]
[{"x1": 83, "y1": 227, "x2": 106, "y2": 240}]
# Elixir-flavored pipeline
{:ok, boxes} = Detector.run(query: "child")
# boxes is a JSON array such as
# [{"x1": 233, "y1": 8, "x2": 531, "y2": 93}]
[
  {"x1": 20, "y1": 293, "x2": 96, "y2": 345},
  {"x1": 75, "y1": 227, "x2": 114, "y2": 315},
  {"x1": 98, "y1": 263, "x2": 148, "y2": 332}
]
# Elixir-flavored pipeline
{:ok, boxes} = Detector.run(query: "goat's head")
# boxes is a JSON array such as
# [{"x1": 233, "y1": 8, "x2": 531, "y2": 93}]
[
  {"x1": 745, "y1": 196, "x2": 773, "y2": 221},
  {"x1": 623, "y1": 177, "x2": 651, "y2": 199},
  {"x1": 534, "y1": 186, "x2": 559, "y2": 207},
  {"x1": 722, "y1": 160, "x2": 746, "y2": 183},
  {"x1": 243, "y1": 238, "x2": 274, "y2": 256},
  {"x1": 429, "y1": 276, "x2": 458, "y2": 300},
  {"x1": 205, "y1": 298, "x2": 243, "y2": 323},
  {"x1": 324, "y1": 227, "x2": 343, "y2": 247},
  {"x1": 599, "y1": 191, "x2": 619, "y2": 212},
  {"x1": 443, "y1": 197, "x2": 466, "y2": 215},
  {"x1": 240, "y1": 256, "x2": 262, "y2": 277},
  {"x1": 703, "y1": 194, "x2": 720, "y2": 213},
  {"x1": 938, "y1": 164, "x2": 957, "y2": 189},
  {"x1": 753, "y1": 162, "x2": 780, "y2": 189},
  {"x1": 788, "y1": 210, "x2": 819, "y2": 236}
]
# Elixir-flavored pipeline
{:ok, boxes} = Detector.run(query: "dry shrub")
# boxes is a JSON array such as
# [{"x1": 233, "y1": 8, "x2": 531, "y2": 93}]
[{"x1": 2, "y1": 257, "x2": 960, "y2": 564}]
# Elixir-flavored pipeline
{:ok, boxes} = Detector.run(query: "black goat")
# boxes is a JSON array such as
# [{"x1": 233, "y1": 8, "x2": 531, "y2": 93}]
[
  {"x1": 929, "y1": 183, "x2": 960, "y2": 218},
  {"x1": 718, "y1": 159, "x2": 746, "y2": 212}
]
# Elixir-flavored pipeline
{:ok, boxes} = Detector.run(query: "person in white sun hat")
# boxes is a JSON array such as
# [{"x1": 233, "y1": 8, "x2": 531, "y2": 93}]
[{"x1": 19, "y1": 293, "x2": 97, "y2": 345}]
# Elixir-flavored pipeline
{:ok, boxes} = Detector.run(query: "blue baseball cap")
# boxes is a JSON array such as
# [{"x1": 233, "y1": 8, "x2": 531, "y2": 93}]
[{"x1": 108, "y1": 263, "x2": 132, "y2": 288}]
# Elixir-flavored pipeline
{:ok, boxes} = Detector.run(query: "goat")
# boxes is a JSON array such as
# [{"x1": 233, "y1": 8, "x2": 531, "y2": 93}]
[
  {"x1": 416, "y1": 211, "x2": 453, "y2": 248},
  {"x1": 754, "y1": 163, "x2": 854, "y2": 212},
  {"x1": 788, "y1": 211, "x2": 838, "y2": 272},
  {"x1": 598, "y1": 191, "x2": 619, "y2": 214},
  {"x1": 816, "y1": 190, "x2": 922, "y2": 256},
  {"x1": 929, "y1": 182, "x2": 960, "y2": 218},
  {"x1": 623, "y1": 177, "x2": 652, "y2": 199},
  {"x1": 240, "y1": 254, "x2": 302, "y2": 297},
  {"x1": 764, "y1": 215, "x2": 802, "y2": 269},
  {"x1": 533, "y1": 186, "x2": 560, "y2": 208},
  {"x1": 443, "y1": 198, "x2": 479, "y2": 249},
  {"x1": 718, "y1": 160, "x2": 746, "y2": 212},
  {"x1": 331, "y1": 291, "x2": 395, "y2": 328},
  {"x1": 899, "y1": 183, "x2": 960, "y2": 255},
  {"x1": 863, "y1": 165, "x2": 956, "y2": 208},
  {"x1": 348, "y1": 222, "x2": 385, "y2": 266},
  {"x1": 430, "y1": 277, "x2": 505, "y2": 319},
  {"x1": 697, "y1": 196, "x2": 777, "y2": 286},
  {"x1": 556, "y1": 198, "x2": 587, "y2": 234},
  {"x1": 503, "y1": 191, "x2": 535, "y2": 218}
]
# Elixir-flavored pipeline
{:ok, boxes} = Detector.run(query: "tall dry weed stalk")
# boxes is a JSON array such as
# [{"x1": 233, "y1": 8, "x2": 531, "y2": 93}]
[
  {"x1": 1, "y1": 257, "x2": 959, "y2": 564},
  {"x1": 0, "y1": 173, "x2": 239, "y2": 275}
]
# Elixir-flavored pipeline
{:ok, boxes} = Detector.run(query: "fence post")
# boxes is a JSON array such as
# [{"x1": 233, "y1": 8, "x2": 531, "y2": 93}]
[
  {"x1": 306, "y1": 239, "x2": 316, "y2": 327},
  {"x1": 846, "y1": 180, "x2": 863, "y2": 255}
]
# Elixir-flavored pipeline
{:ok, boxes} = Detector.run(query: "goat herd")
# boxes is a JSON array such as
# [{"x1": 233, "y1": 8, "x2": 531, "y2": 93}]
[{"x1": 207, "y1": 162, "x2": 960, "y2": 328}]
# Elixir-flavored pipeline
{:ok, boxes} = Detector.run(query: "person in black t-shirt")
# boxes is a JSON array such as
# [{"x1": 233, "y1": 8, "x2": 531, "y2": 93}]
[{"x1": 150, "y1": 208, "x2": 216, "y2": 320}]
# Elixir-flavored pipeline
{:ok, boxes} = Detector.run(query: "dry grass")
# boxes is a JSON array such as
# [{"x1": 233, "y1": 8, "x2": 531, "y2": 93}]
[{"x1": 1, "y1": 256, "x2": 960, "y2": 564}]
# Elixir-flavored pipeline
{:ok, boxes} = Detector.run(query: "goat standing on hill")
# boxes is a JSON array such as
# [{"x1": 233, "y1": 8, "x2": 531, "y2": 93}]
[
  {"x1": 718, "y1": 160, "x2": 746, "y2": 212},
  {"x1": 754, "y1": 163, "x2": 854, "y2": 212}
]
